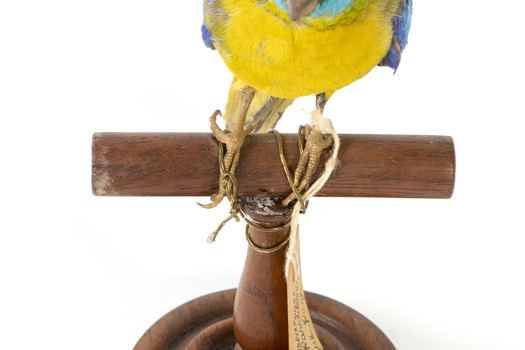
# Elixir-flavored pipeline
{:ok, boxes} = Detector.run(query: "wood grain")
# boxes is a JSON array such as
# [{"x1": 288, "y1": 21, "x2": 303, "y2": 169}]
[
  {"x1": 133, "y1": 289, "x2": 396, "y2": 350},
  {"x1": 92, "y1": 132, "x2": 455, "y2": 198},
  {"x1": 233, "y1": 197, "x2": 293, "y2": 349}
]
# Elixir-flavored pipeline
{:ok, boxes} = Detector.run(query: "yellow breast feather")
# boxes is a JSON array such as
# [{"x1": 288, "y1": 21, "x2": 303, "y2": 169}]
[{"x1": 208, "y1": 0, "x2": 396, "y2": 99}]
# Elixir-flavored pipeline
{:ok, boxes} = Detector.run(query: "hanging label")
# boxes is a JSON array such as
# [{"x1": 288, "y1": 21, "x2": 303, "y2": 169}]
[{"x1": 287, "y1": 232, "x2": 323, "y2": 350}]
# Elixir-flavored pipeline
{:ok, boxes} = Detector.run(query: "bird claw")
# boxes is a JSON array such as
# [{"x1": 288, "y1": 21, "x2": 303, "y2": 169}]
[
  {"x1": 202, "y1": 100, "x2": 261, "y2": 208},
  {"x1": 198, "y1": 189, "x2": 226, "y2": 209},
  {"x1": 282, "y1": 124, "x2": 332, "y2": 206}
]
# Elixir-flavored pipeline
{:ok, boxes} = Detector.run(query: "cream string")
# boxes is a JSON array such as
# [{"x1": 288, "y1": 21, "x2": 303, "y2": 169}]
[{"x1": 285, "y1": 110, "x2": 340, "y2": 281}]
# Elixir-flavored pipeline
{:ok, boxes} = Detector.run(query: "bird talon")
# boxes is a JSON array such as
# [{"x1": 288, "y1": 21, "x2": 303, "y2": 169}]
[
  {"x1": 282, "y1": 125, "x2": 332, "y2": 206},
  {"x1": 204, "y1": 86, "x2": 256, "y2": 207},
  {"x1": 209, "y1": 109, "x2": 222, "y2": 123},
  {"x1": 198, "y1": 190, "x2": 226, "y2": 209},
  {"x1": 244, "y1": 118, "x2": 263, "y2": 135}
]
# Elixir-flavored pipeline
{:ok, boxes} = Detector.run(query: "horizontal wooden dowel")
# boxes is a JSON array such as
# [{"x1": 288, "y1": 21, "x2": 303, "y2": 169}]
[{"x1": 92, "y1": 132, "x2": 455, "y2": 198}]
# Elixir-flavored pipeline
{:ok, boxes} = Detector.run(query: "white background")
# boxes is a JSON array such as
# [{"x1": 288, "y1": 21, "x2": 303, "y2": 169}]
[{"x1": 2, "y1": 1, "x2": 524, "y2": 349}]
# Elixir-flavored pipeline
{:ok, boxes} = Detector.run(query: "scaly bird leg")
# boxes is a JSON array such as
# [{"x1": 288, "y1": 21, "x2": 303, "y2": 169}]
[
  {"x1": 200, "y1": 86, "x2": 260, "y2": 209},
  {"x1": 282, "y1": 92, "x2": 332, "y2": 206},
  {"x1": 282, "y1": 124, "x2": 332, "y2": 206}
]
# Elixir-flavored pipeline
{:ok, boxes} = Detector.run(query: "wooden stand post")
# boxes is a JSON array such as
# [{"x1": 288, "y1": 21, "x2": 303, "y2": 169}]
[
  {"x1": 233, "y1": 197, "x2": 293, "y2": 349},
  {"x1": 92, "y1": 132, "x2": 455, "y2": 350}
]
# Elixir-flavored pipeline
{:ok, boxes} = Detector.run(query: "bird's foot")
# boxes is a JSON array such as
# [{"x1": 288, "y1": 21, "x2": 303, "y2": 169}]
[
  {"x1": 282, "y1": 124, "x2": 332, "y2": 206},
  {"x1": 200, "y1": 107, "x2": 261, "y2": 209}
]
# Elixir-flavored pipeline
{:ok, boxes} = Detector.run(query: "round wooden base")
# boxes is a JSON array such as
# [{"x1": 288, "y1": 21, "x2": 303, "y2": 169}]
[{"x1": 134, "y1": 289, "x2": 395, "y2": 350}]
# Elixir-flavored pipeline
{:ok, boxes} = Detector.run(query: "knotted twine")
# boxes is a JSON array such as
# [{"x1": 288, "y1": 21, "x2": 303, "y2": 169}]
[
  {"x1": 205, "y1": 109, "x2": 339, "y2": 256},
  {"x1": 204, "y1": 135, "x2": 293, "y2": 245}
]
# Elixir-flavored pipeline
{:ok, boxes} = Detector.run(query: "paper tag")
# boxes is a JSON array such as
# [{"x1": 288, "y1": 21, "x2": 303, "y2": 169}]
[{"x1": 287, "y1": 232, "x2": 323, "y2": 350}]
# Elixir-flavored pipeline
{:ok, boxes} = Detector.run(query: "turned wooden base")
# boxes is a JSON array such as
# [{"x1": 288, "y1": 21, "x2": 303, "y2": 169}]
[{"x1": 134, "y1": 288, "x2": 395, "y2": 350}]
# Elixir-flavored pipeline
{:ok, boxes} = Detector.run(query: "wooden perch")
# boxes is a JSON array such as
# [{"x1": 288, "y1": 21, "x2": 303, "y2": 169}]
[{"x1": 92, "y1": 132, "x2": 455, "y2": 198}]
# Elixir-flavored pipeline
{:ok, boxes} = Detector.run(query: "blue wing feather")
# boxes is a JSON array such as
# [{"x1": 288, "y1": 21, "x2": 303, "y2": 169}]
[
  {"x1": 379, "y1": 0, "x2": 413, "y2": 72},
  {"x1": 201, "y1": 0, "x2": 215, "y2": 50},
  {"x1": 201, "y1": 21, "x2": 215, "y2": 49}
]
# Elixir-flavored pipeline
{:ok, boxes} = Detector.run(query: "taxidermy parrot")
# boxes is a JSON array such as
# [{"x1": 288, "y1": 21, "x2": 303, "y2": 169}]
[{"x1": 201, "y1": 0, "x2": 412, "y2": 207}]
